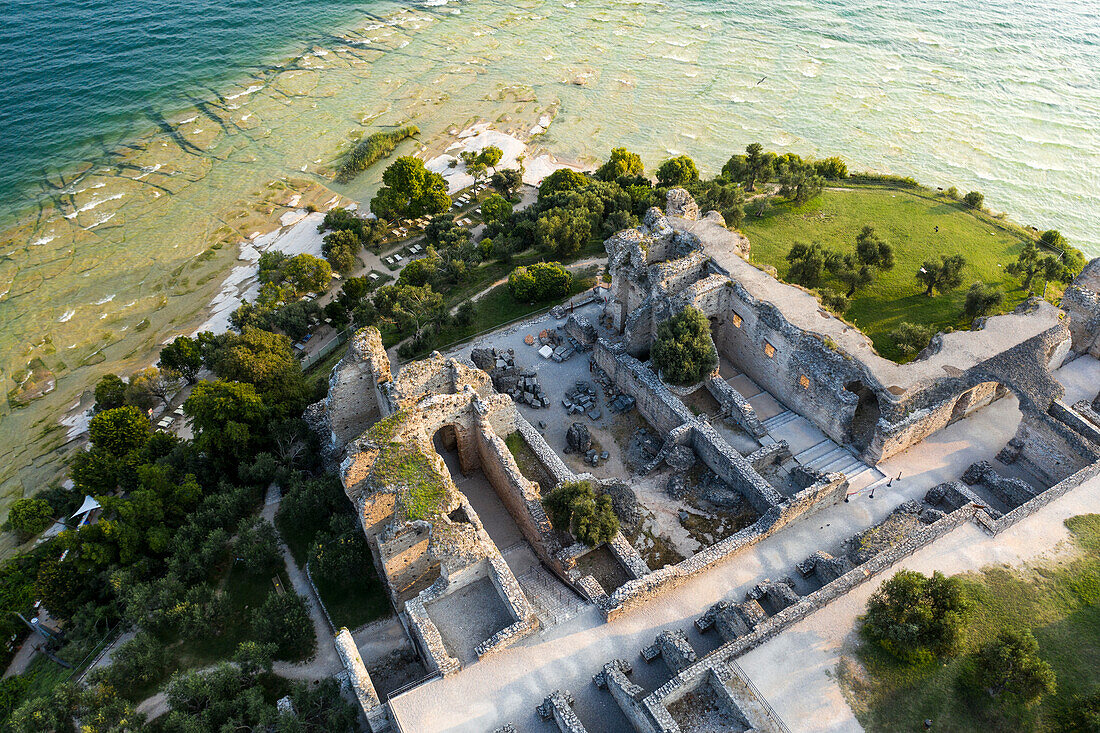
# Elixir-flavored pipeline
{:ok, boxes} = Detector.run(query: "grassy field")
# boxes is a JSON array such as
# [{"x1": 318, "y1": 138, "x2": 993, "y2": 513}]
[
  {"x1": 740, "y1": 185, "x2": 1039, "y2": 361},
  {"x1": 842, "y1": 514, "x2": 1100, "y2": 732}
]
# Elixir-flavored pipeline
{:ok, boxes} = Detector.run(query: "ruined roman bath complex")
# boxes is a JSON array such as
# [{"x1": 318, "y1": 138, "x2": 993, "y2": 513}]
[{"x1": 310, "y1": 190, "x2": 1100, "y2": 732}]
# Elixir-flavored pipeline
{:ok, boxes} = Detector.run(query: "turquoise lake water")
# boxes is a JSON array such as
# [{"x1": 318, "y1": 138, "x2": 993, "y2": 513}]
[{"x1": 0, "y1": 0, "x2": 1098, "y2": 508}]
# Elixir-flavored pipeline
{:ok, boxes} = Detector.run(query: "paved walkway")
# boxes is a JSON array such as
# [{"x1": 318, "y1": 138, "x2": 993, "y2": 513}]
[
  {"x1": 387, "y1": 356, "x2": 1100, "y2": 732},
  {"x1": 739, "y1": 468, "x2": 1100, "y2": 732}
]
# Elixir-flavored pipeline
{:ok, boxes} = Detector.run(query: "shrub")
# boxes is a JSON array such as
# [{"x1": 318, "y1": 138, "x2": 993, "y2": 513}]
[
  {"x1": 335, "y1": 125, "x2": 419, "y2": 184},
  {"x1": 508, "y1": 262, "x2": 572, "y2": 303},
  {"x1": 234, "y1": 517, "x2": 282, "y2": 577},
  {"x1": 964, "y1": 190, "x2": 985, "y2": 209},
  {"x1": 945, "y1": 186, "x2": 960, "y2": 199},
  {"x1": 94, "y1": 373, "x2": 128, "y2": 412},
  {"x1": 541, "y1": 481, "x2": 619, "y2": 547},
  {"x1": 963, "y1": 282, "x2": 1004, "y2": 318},
  {"x1": 972, "y1": 629, "x2": 1056, "y2": 705},
  {"x1": 814, "y1": 156, "x2": 848, "y2": 179},
  {"x1": 862, "y1": 569, "x2": 968, "y2": 663},
  {"x1": 94, "y1": 631, "x2": 169, "y2": 693},
  {"x1": 820, "y1": 289, "x2": 850, "y2": 314},
  {"x1": 251, "y1": 591, "x2": 315, "y2": 661},
  {"x1": 890, "y1": 322, "x2": 932, "y2": 357},
  {"x1": 651, "y1": 306, "x2": 717, "y2": 386},
  {"x1": 655, "y1": 155, "x2": 700, "y2": 187},
  {"x1": 8, "y1": 498, "x2": 53, "y2": 538}
]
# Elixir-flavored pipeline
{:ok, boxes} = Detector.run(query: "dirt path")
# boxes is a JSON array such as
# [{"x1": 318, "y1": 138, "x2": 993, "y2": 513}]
[{"x1": 261, "y1": 485, "x2": 341, "y2": 682}]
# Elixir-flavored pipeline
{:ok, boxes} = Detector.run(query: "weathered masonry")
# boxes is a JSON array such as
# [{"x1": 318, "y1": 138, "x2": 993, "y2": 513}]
[{"x1": 603, "y1": 190, "x2": 1097, "y2": 477}]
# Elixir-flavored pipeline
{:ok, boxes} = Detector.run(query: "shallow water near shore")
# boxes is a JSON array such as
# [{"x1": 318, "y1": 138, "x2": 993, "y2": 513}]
[{"x1": 0, "y1": 0, "x2": 1098, "y2": 528}]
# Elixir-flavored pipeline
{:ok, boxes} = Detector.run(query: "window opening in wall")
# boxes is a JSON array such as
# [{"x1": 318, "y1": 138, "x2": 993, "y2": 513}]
[
  {"x1": 764, "y1": 341, "x2": 776, "y2": 358},
  {"x1": 731, "y1": 312, "x2": 743, "y2": 328},
  {"x1": 799, "y1": 374, "x2": 810, "y2": 389}
]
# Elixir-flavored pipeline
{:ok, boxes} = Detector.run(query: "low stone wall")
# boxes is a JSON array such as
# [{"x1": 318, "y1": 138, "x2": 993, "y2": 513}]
[
  {"x1": 705, "y1": 375, "x2": 767, "y2": 437},
  {"x1": 334, "y1": 628, "x2": 389, "y2": 732},
  {"x1": 647, "y1": 456, "x2": 1100, "y2": 713},
  {"x1": 745, "y1": 441, "x2": 790, "y2": 471},
  {"x1": 403, "y1": 586, "x2": 461, "y2": 678},
  {"x1": 516, "y1": 414, "x2": 576, "y2": 488},
  {"x1": 608, "y1": 532, "x2": 651, "y2": 580},
  {"x1": 981, "y1": 458, "x2": 1100, "y2": 535},
  {"x1": 1050, "y1": 400, "x2": 1100, "y2": 446},
  {"x1": 691, "y1": 422, "x2": 784, "y2": 513},
  {"x1": 594, "y1": 340, "x2": 694, "y2": 435},
  {"x1": 476, "y1": 556, "x2": 539, "y2": 659},
  {"x1": 538, "y1": 691, "x2": 589, "y2": 733}
]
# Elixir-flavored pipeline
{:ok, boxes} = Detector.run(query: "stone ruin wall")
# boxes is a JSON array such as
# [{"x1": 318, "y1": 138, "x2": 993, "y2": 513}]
[
  {"x1": 708, "y1": 282, "x2": 860, "y2": 446},
  {"x1": 593, "y1": 341, "x2": 695, "y2": 435},
  {"x1": 1062, "y1": 258, "x2": 1100, "y2": 357}
]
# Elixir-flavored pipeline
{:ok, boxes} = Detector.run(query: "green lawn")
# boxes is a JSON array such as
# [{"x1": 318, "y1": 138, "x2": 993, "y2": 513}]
[
  {"x1": 740, "y1": 185, "x2": 1037, "y2": 361},
  {"x1": 843, "y1": 514, "x2": 1100, "y2": 732}
]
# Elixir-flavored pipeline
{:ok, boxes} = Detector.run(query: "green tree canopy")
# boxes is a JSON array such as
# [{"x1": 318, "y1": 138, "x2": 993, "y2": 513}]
[
  {"x1": 481, "y1": 193, "x2": 513, "y2": 224},
  {"x1": 322, "y1": 229, "x2": 361, "y2": 272},
  {"x1": 963, "y1": 190, "x2": 984, "y2": 209},
  {"x1": 94, "y1": 373, "x2": 128, "y2": 412},
  {"x1": 251, "y1": 590, "x2": 315, "y2": 660},
  {"x1": 539, "y1": 168, "x2": 590, "y2": 200},
  {"x1": 655, "y1": 155, "x2": 700, "y2": 187},
  {"x1": 491, "y1": 168, "x2": 523, "y2": 198},
  {"x1": 159, "y1": 336, "x2": 203, "y2": 384},
  {"x1": 1006, "y1": 240, "x2": 1074, "y2": 290},
  {"x1": 973, "y1": 629, "x2": 1057, "y2": 704},
  {"x1": 786, "y1": 242, "x2": 839, "y2": 288},
  {"x1": 8, "y1": 498, "x2": 53, "y2": 537},
  {"x1": 372, "y1": 282, "x2": 445, "y2": 336},
  {"x1": 890, "y1": 322, "x2": 932, "y2": 357},
  {"x1": 963, "y1": 281, "x2": 1005, "y2": 318},
  {"x1": 534, "y1": 207, "x2": 592, "y2": 258},
  {"x1": 183, "y1": 380, "x2": 267, "y2": 463},
  {"x1": 723, "y1": 143, "x2": 777, "y2": 192},
  {"x1": 651, "y1": 306, "x2": 718, "y2": 386},
  {"x1": 776, "y1": 154, "x2": 825, "y2": 204},
  {"x1": 916, "y1": 254, "x2": 967, "y2": 296},
  {"x1": 541, "y1": 481, "x2": 619, "y2": 547},
  {"x1": 863, "y1": 569, "x2": 969, "y2": 663},
  {"x1": 370, "y1": 156, "x2": 452, "y2": 221},
  {"x1": 596, "y1": 147, "x2": 645, "y2": 182},
  {"x1": 508, "y1": 262, "x2": 573, "y2": 302},
  {"x1": 89, "y1": 406, "x2": 151, "y2": 457}
]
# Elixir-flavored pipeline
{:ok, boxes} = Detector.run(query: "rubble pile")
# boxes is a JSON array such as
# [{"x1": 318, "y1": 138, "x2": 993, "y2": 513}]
[
  {"x1": 564, "y1": 422, "x2": 609, "y2": 466},
  {"x1": 536, "y1": 326, "x2": 584, "y2": 363},
  {"x1": 563, "y1": 380, "x2": 601, "y2": 420},
  {"x1": 590, "y1": 360, "x2": 636, "y2": 414},
  {"x1": 565, "y1": 422, "x2": 592, "y2": 453},
  {"x1": 471, "y1": 347, "x2": 549, "y2": 408}
]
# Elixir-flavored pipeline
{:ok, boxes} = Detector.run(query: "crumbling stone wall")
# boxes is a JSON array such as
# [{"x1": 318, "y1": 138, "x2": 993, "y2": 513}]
[
  {"x1": 306, "y1": 326, "x2": 395, "y2": 466},
  {"x1": 1062, "y1": 258, "x2": 1100, "y2": 357},
  {"x1": 1003, "y1": 409, "x2": 1100, "y2": 486},
  {"x1": 334, "y1": 628, "x2": 388, "y2": 732},
  {"x1": 538, "y1": 691, "x2": 589, "y2": 733},
  {"x1": 604, "y1": 189, "x2": 1077, "y2": 467},
  {"x1": 690, "y1": 422, "x2": 783, "y2": 514},
  {"x1": 594, "y1": 341, "x2": 694, "y2": 435},
  {"x1": 709, "y1": 284, "x2": 861, "y2": 447},
  {"x1": 704, "y1": 375, "x2": 766, "y2": 438}
]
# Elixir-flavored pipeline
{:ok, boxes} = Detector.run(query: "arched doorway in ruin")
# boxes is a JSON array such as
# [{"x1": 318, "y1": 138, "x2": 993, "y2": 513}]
[{"x1": 845, "y1": 380, "x2": 880, "y2": 452}]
